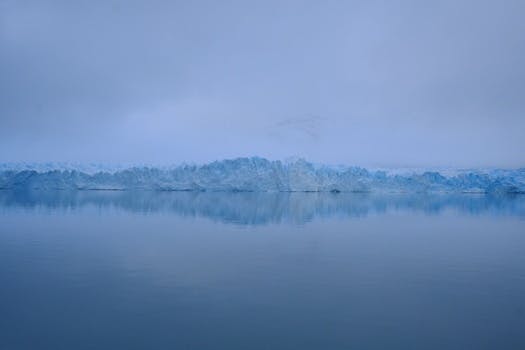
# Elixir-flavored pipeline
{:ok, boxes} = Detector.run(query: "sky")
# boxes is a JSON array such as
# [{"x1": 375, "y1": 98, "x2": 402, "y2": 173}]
[{"x1": 1, "y1": 0, "x2": 524, "y2": 168}]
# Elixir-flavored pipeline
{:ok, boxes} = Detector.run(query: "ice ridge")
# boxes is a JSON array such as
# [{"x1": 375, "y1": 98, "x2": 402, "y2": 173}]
[{"x1": 0, "y1": 157, "x2": 524, "y2": 193}]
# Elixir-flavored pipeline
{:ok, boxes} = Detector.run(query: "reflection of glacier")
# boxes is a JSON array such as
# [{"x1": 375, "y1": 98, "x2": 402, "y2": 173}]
[
  {"x1": 1, "y1": 191, "x2": 523, "y2": 225},
  {"x1": 1, "y1": 158, "x2": 524, "y2": 193}
]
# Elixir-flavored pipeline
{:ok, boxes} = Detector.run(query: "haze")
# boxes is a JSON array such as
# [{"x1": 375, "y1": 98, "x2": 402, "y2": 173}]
[{"x1": 1, "y1": 0, "x2": 524, "y2": 168}]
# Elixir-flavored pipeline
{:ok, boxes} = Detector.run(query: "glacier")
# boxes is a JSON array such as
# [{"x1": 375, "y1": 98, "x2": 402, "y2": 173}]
[{"x1": 0, "y1": 157, "x2": 524, "y2": 193}]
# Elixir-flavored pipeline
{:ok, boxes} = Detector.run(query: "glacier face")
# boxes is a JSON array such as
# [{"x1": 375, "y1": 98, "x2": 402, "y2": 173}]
[{"x1": 0, "y1": 157, "x2": 524, "y2": 193}]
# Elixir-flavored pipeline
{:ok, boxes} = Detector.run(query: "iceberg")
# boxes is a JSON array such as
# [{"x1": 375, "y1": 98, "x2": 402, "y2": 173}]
[{"x1": 0, "y1": 157, "x2": 524, "y2": 193}]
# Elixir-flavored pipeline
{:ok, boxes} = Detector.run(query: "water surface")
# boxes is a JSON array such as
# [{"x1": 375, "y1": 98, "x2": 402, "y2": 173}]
[{"x1": 1, "y1": 191, "x2": 524, "y2": 349}]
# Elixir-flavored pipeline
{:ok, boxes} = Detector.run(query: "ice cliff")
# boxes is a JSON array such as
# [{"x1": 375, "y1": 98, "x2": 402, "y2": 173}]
[{"x1": 1, "y1": 157, "x2": 524, "y2": 193}]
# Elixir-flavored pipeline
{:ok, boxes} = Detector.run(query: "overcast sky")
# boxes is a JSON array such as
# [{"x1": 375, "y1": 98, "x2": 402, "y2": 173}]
[{"x1": 1, "y1": 0, "x2": 524, "y2": 167}]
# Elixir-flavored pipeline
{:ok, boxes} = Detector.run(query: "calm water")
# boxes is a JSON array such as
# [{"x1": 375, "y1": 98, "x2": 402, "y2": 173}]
[{"x1": 1, "y1": 191, "x2": 525, "y2": 349}]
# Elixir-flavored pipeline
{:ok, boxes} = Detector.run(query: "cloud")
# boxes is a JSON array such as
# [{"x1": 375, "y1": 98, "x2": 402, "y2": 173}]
[
  {"x1": 268, "y1": 115, "x2": 325, "y2": 141},
  {"x1": 1, "y1": 0, "x2": 524, "y2": 166}
]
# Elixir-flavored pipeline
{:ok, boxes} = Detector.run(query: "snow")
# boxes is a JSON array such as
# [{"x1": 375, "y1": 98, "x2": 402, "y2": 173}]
[{"x1": 1, "y1": 157, "x2": 524, "y2": 193}]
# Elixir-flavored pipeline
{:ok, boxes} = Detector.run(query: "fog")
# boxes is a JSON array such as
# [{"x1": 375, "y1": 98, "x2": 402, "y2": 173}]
[{"x1": 1, "y1": 0, "x2": 524, "y2": 167}]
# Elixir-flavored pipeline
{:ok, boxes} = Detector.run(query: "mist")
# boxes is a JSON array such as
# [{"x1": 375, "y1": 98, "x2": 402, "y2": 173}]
[{"x1": 1, "y1": 0, "x2": 524, "y2": 167}]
